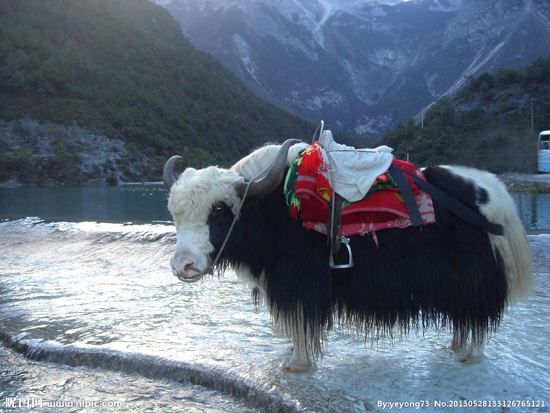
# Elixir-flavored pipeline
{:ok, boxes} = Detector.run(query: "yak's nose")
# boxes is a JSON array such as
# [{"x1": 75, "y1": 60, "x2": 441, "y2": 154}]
[
  {"x1": 171, "y1": 253, "x2": 201, "y2": 279},
  {"x1": 171, "y1": 257, "x2": 200, "y2": 279}
]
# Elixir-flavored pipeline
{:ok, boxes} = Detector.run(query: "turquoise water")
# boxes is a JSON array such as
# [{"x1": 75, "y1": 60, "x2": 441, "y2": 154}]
[
  {"x1": 1, "y1": 186, "x2": 548, "y2": 230},
  {"x1": 0, "y1": 185, "x2": 171, "y2": 223},
  {"x1": 510, "y1": 192, "x2": 550, "y2": 231}
]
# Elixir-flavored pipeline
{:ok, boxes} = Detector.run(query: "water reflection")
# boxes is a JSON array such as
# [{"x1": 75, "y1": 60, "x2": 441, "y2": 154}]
[{"x1": 510, "y1": 192, "x2": 550, "y2": 231}]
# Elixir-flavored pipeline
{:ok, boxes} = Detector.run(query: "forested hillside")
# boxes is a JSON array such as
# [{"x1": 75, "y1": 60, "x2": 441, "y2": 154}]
[
  {"x1": 381, "y1": 57, "x2": 550, "y2": 174},
  {"x1": 0, "y1": 0, "x2": 313, "y2": 184}
]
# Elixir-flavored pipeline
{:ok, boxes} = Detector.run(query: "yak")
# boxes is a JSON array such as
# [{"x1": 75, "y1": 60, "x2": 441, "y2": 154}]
[{"x1": 163, "y1": 139, "x2": 533, "y2": 373}]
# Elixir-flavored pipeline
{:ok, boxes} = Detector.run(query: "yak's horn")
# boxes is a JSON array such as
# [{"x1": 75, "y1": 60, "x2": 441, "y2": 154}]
[
  {"x1": 163, "y1": 155, "x2": 182, "y2": 192},
  {"x1": 236, "y1": 139, "x2": 301, "y2": 198}
]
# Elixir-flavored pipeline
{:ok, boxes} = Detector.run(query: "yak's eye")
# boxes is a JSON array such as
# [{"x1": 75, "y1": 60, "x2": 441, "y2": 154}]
[{"x1": 210, "y1": 203, "x2": 226, "y2": 217}]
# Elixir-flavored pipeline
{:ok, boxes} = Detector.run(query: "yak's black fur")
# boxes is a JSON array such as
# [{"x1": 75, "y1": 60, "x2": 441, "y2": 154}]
[{"x1": 207, "y1": 165, "x2": 507, "y2": 349}]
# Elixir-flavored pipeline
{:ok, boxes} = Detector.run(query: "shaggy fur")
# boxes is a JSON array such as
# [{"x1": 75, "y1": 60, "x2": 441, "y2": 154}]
[
  {"x1": 434, "y1": 165, "x2": 534, "y2": 305},
  {"x1": 231, "y1": 142, "x2": 309, "y2": 181},
  {"x1": 167, "y1": 143, "x2": 534, "y2": 370}
]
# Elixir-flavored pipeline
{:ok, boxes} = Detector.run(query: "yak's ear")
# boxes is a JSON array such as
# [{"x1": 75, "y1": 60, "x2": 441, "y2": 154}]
[
  {"x1": 235, "y1": 139, "x2": 301, "y2": 198},
  {"x1": 163, "y1": 155, "x2": 183, "y2": 192}
]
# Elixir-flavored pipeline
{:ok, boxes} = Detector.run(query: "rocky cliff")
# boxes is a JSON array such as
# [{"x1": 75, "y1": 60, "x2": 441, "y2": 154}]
[{"x1": 158, "y1": 0, "x2": 550, "y2": 138}]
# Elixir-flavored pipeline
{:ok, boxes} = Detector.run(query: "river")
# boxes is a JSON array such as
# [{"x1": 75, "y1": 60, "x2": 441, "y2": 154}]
[{"x1": 0, "y1": 185, "x2": 548, "y2": 412}]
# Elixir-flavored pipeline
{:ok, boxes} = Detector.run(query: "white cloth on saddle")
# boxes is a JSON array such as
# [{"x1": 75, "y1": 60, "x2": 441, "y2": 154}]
[{"x1": 320, "y1": 130, "x2": 394, "y2": 202}]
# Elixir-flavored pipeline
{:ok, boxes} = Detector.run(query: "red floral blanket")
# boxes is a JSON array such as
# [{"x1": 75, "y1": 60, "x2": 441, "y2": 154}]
[{"x1": 284, "y1": 142, "x2": 436, "y2": 236}]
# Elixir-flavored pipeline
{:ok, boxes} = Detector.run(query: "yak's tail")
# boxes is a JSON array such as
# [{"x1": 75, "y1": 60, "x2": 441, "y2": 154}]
[
  {"x1": 448, "y1": 166, "x2": 534, "y2": 305},
  {"x1": 489, "y1": 210, "x2": 534, "y2": 305}
]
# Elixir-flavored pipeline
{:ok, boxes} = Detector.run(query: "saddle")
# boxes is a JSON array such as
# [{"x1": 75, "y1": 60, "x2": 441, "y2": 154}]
[
  {"x1": 327, "y1": 165, "x2": 429, "y2": 268},
  {"x1": 284, "y1": 136, "x2": 436, "y2": 268},
  {"x1": 284, "y1": 131, "x2": 503, "y2": 269}
]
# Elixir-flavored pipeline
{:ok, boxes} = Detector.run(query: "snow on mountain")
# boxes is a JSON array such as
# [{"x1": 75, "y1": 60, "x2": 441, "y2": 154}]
[{"x1": 156, "y1": 0, "x2": 550, "y2": 137}]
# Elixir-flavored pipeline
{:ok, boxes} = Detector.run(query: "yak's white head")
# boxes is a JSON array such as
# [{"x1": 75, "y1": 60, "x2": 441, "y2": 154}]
[
  {"x1": 164, "y1": 139, "x2": 304, "y2": 282},
  {"x1": 166, "y1": 166, "x2": 244, "y2": 281}
]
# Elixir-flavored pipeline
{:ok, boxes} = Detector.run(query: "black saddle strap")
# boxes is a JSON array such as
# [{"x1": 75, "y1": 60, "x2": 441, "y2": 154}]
[
  {"x1": 388, "y1": 166, "x2": 424, "y2": 227},
  {"x1": 328, "y1": 194, "x2": 345, "y2": 254},
  {"x1": 392, "y1": 166, "x2": 504, "y2": 236}
]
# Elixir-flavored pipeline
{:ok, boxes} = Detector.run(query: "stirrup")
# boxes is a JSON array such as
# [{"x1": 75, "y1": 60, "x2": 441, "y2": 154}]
[{"x1": 330, "y1": 235, "x2": 354, "y2": 269}]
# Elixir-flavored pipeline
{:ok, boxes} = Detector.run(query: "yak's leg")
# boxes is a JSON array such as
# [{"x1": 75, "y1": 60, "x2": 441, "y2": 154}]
[
  {"x1": 458, "y1": 327, "x2": 485, "y2": 364},
  {"x1": 284, "y1": 330, "x2": 311, "y2": 373},
  {"x1": 451, "y1": 325, "x2": 467, "y2": 351},
  {"x1": 280, "y1": 307, "x2": 312, "y2": 373}
]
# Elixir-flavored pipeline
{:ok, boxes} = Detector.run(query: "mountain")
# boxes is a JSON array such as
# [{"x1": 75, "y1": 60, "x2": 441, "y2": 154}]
[
  {"x1": 380, "y1": 56, "x2": 550, "y2": 174},
  {"x1": 158, "y1": 0, "x2": 550, "y2": 138},
  {"x1": 0, "y1": 0, "x2": 314, "y2": 185}
]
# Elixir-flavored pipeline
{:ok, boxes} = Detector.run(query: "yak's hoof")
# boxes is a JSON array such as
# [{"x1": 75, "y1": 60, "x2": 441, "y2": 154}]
[
  {"x1": 458, "y1": 354, "x2": 483, "y2": 364},
  {"x1": 282, "y1": 361, "x2": 311, "y2": 373}
]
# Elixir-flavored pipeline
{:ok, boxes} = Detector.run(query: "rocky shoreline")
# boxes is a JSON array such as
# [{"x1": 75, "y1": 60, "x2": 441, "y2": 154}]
[
  {"x1": 2, "y1": 116, "x2": 550, "y2": 190},
  {"x1": 500, "y1": 173, "x2": 550, "y2": 193},
  {"x1": 0, "y1": 117, "x2": 161, "y2": 186}
]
